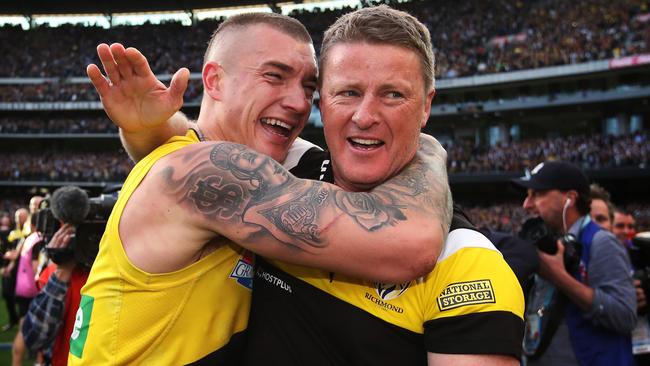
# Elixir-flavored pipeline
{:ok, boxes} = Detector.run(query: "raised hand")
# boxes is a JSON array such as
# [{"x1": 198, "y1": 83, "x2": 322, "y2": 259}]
[{"x1": 86, "y1": 43, "x2": 190, "y2": 134}]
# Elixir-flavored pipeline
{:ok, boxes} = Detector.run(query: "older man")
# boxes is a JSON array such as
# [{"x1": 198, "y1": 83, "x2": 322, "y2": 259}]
[
  {"x1": 106, "y1": 6, "x2": 524, "y2": 366},
  {"x1": 76, "y1": 11, "x2": 450, "y2": 365}
]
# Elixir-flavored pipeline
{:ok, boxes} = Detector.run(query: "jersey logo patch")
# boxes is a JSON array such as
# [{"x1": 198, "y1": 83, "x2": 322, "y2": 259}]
[
  {"x1": 375, "y1": 282, "x2": 410, "y2": 300},
  {"x1": 69, "y1": 294, "x2": 94, "y2": 358},
  {"x1": 437, "y1": 279, "x2": 495, "y2": 311},
  {"x1": 230, "y1": 250, "x2": 254, "y2": 290}
]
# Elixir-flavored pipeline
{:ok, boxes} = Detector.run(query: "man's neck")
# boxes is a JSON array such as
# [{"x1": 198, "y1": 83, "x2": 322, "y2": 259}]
[
  {"x1": 196, "y1": 117, "x2": 226, "y2": 143},
  {"x1": 563, "y1": 210, "x2": 583, "y2": 234}
]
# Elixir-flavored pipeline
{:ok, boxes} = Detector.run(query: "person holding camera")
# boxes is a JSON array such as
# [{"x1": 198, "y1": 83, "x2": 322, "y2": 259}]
[
  {"x1": 513, "y1": 161, "x2": 637, "y2": 366},
  {"x1": 22, "y1": 223, "x2": 90, "y2": 366}
]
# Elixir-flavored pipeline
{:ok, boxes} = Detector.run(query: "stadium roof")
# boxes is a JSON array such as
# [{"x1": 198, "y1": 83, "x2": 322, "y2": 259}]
[{"x1": 0, "y1": 0, "x2": 282, "y2": 16}]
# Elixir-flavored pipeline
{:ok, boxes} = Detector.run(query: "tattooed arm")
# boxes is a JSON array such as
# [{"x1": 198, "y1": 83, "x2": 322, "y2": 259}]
[{"x1": 155, "y1": 137, "x2": 449, "y2": 283}]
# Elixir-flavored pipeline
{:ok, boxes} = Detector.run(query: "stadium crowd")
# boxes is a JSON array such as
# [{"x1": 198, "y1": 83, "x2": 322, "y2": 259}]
[
  {"x1": 0, "y1": 79, "x2": 203, "y2": 103},
  {"x1": 0, "y1": 83, "x2": 97, "y2": 103},
  {"x1": 446, "y1": 131, "x2": 649, "y2": 173},
  {"x1": 0, "y1": 152, "x2": 132, "y2": 182},
  {"x1": 0, "y1": 131, "x2": 647, "y2": 181},
  {"x1": 0, "y1": 117, "x2": 117, "y2": 134},
  {"x1": 0, "y1": 0, "x2": 648, "y2": 81}
]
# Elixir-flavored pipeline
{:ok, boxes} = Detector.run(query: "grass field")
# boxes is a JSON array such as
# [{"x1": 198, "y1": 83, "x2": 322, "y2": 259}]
[{"x1": 0, "y1": 288, "x2": 37, "y2": 366}]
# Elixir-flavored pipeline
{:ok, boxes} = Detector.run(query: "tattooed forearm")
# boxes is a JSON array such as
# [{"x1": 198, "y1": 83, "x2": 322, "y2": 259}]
[
  {"x1": 368, "y1": 134, "x2": 452, "y2": 233},
  {"x1": 334, "y1": 192, "x2": 406, "y2": 231},
  {"x1": 259, "y1": 185, "x2": 330, "y2": 245},
  {"x1": 383, "y1": 167, "x2": 429, "y2": 196},
  {"x1": 160, "y1": 139, "x2": 449, "y2": 254}
]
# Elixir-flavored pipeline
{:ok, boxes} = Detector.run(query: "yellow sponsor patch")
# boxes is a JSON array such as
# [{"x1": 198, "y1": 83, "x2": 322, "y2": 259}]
[{"x1": 437, "y1": 279, "x2": 495, "y2": 311}]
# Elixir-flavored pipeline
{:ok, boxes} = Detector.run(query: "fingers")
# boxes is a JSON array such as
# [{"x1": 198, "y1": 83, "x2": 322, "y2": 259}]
[
  {"x1": 48, "y1": 224, "x2": 75, "y2": 249},
  {"x1": 110, "y1": 43, "x2": 133, "y2": 79},
  {"x1": 125, "y1": 46, "x2": 154, "y2": 78},
  {"x1": 170, "y1": 68, "x2": 190, "y2": 107},
  {"x1": 87, "y1": 64, "x2": 110, "y2": 97},
  {"x1": 97, "y1": 43, "x2": 121, "y2": 85}
]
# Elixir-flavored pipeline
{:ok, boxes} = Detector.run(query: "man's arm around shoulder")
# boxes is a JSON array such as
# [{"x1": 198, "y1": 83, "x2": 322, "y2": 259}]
[{"x1": 137, "y1": 140, "x2": 447, "y2": 283}]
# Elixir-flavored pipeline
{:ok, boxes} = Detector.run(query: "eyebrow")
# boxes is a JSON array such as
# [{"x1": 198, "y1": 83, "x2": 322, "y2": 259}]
[
  {"x1": 264, "y1": 61, "x2": 294, "y2": 73},
  {"x1": 263, "y1": 61, "x2": 318, "y2": 85}
]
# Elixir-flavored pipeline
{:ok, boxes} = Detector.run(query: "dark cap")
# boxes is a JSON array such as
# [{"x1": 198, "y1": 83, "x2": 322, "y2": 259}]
[{"x1": 512, "y1": 161, "x2": 589, "y2": 194}]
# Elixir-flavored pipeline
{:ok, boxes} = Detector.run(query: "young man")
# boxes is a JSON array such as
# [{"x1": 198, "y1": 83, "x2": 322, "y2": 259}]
[
  {"x1": 613, "y1": 209, "x2": 637, "y2": 246},
  {"x1": 590, "y1": 184, "x2": 614, "y2": 231},
  {"x1": 74, "y1": 12, "x2": 451, "y2": 365},
  {"x1": 105, "y1": 6, "x2": 524, "y2": 366}
]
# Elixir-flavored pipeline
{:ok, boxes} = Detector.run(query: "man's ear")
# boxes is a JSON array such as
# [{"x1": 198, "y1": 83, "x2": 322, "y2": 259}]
[
  {"x1": 566, "y1": 190, "x2": 579, "y2": 207},
  {"x1": 421, "y1": 88, "x2": 436, "y2": 128},
  {"x1": 202, "y1": 61, "x2": 224, "y2": 100}
]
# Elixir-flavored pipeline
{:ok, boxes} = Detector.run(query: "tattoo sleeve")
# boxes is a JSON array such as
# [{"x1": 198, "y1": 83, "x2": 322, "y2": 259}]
[
  {"x1": 161, "y1": 138, "x2": 450, "y2": 252},
  {"x1": 364, "y1": 135, "x2": 452, "y2": 235}
]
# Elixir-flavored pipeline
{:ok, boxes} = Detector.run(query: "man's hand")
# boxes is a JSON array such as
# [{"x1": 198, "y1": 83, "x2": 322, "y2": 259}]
[
  {"x1": 47, "y1": 224, "x2": 77, "y2": 282},
  {"x1": 538, "y1": 240, "x2": 596, "y2": 311},
  {"x1": 537, "y1": 240, "x2": 568, "y2": 282},
  {"x1": 86, "y1": 43, "x2": 189, "y2": 135}
]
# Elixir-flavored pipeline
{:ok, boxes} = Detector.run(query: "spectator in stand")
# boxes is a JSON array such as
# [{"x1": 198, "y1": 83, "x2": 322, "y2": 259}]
[{"x1": 590, "y1": 183, "x2": 615, "y2": 231}]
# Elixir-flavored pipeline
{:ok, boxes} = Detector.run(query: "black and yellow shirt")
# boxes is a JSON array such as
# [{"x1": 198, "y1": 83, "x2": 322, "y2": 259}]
[
  {"x1": 69, "y1": 130, "x2": 253, "y2": 365},
  {"x1": 243, "y1": 150, "x2": 525, "y2": 365}
]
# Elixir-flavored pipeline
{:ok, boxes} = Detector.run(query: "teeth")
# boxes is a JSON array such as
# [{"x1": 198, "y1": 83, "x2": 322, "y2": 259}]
[
  {"x1": 261, "y1": 118, "x2": 292, "y2": 130},
  {"x1": 350, "y1": 138, "x2": 381, "y2": 145}
]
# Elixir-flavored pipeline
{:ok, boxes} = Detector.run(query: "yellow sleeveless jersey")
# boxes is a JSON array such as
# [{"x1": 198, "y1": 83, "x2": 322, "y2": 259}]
[{"x1": 69, "y1": 130, "x2": 253, "y2": 365}]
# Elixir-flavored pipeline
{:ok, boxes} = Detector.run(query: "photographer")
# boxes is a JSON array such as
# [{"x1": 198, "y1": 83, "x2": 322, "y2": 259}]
[
  {"x1": 21, "y1": 186, "x2": 108, "y2": 366},
  {"x1": 22, "y1": 224, "x2": 88, "y2": 366},
  {"x1": 514, "y1": 161, "x2": 637, "y2": 366}
]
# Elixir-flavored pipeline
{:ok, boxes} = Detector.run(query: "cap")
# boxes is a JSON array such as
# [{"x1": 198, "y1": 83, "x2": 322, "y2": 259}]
[{"x1": 512, "y1": 161, "x2": 589, "y2": 194}]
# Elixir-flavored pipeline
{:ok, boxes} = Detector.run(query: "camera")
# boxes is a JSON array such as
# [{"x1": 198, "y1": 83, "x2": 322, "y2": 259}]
[
  {"x1": 519, "y1": 217, "x2": 582, "y2": 273},
  {"x1": 34, "y1": 190, "x2": 117, "y2": 268},
  {"x1": 629, "y1": 233, "x2": 650, "y2": 314}
]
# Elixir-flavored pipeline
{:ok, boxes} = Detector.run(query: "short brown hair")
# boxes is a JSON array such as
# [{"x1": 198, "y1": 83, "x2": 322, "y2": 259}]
[
  {"x1": 320, "y1": 5, "x2": 435, "y2": 90},
  {"x1": 590, "y1": 183, "x2": 614, "y2": 222},
  {"x1": 204, "y1": 12, "x2": 312, "y2": 65}
]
